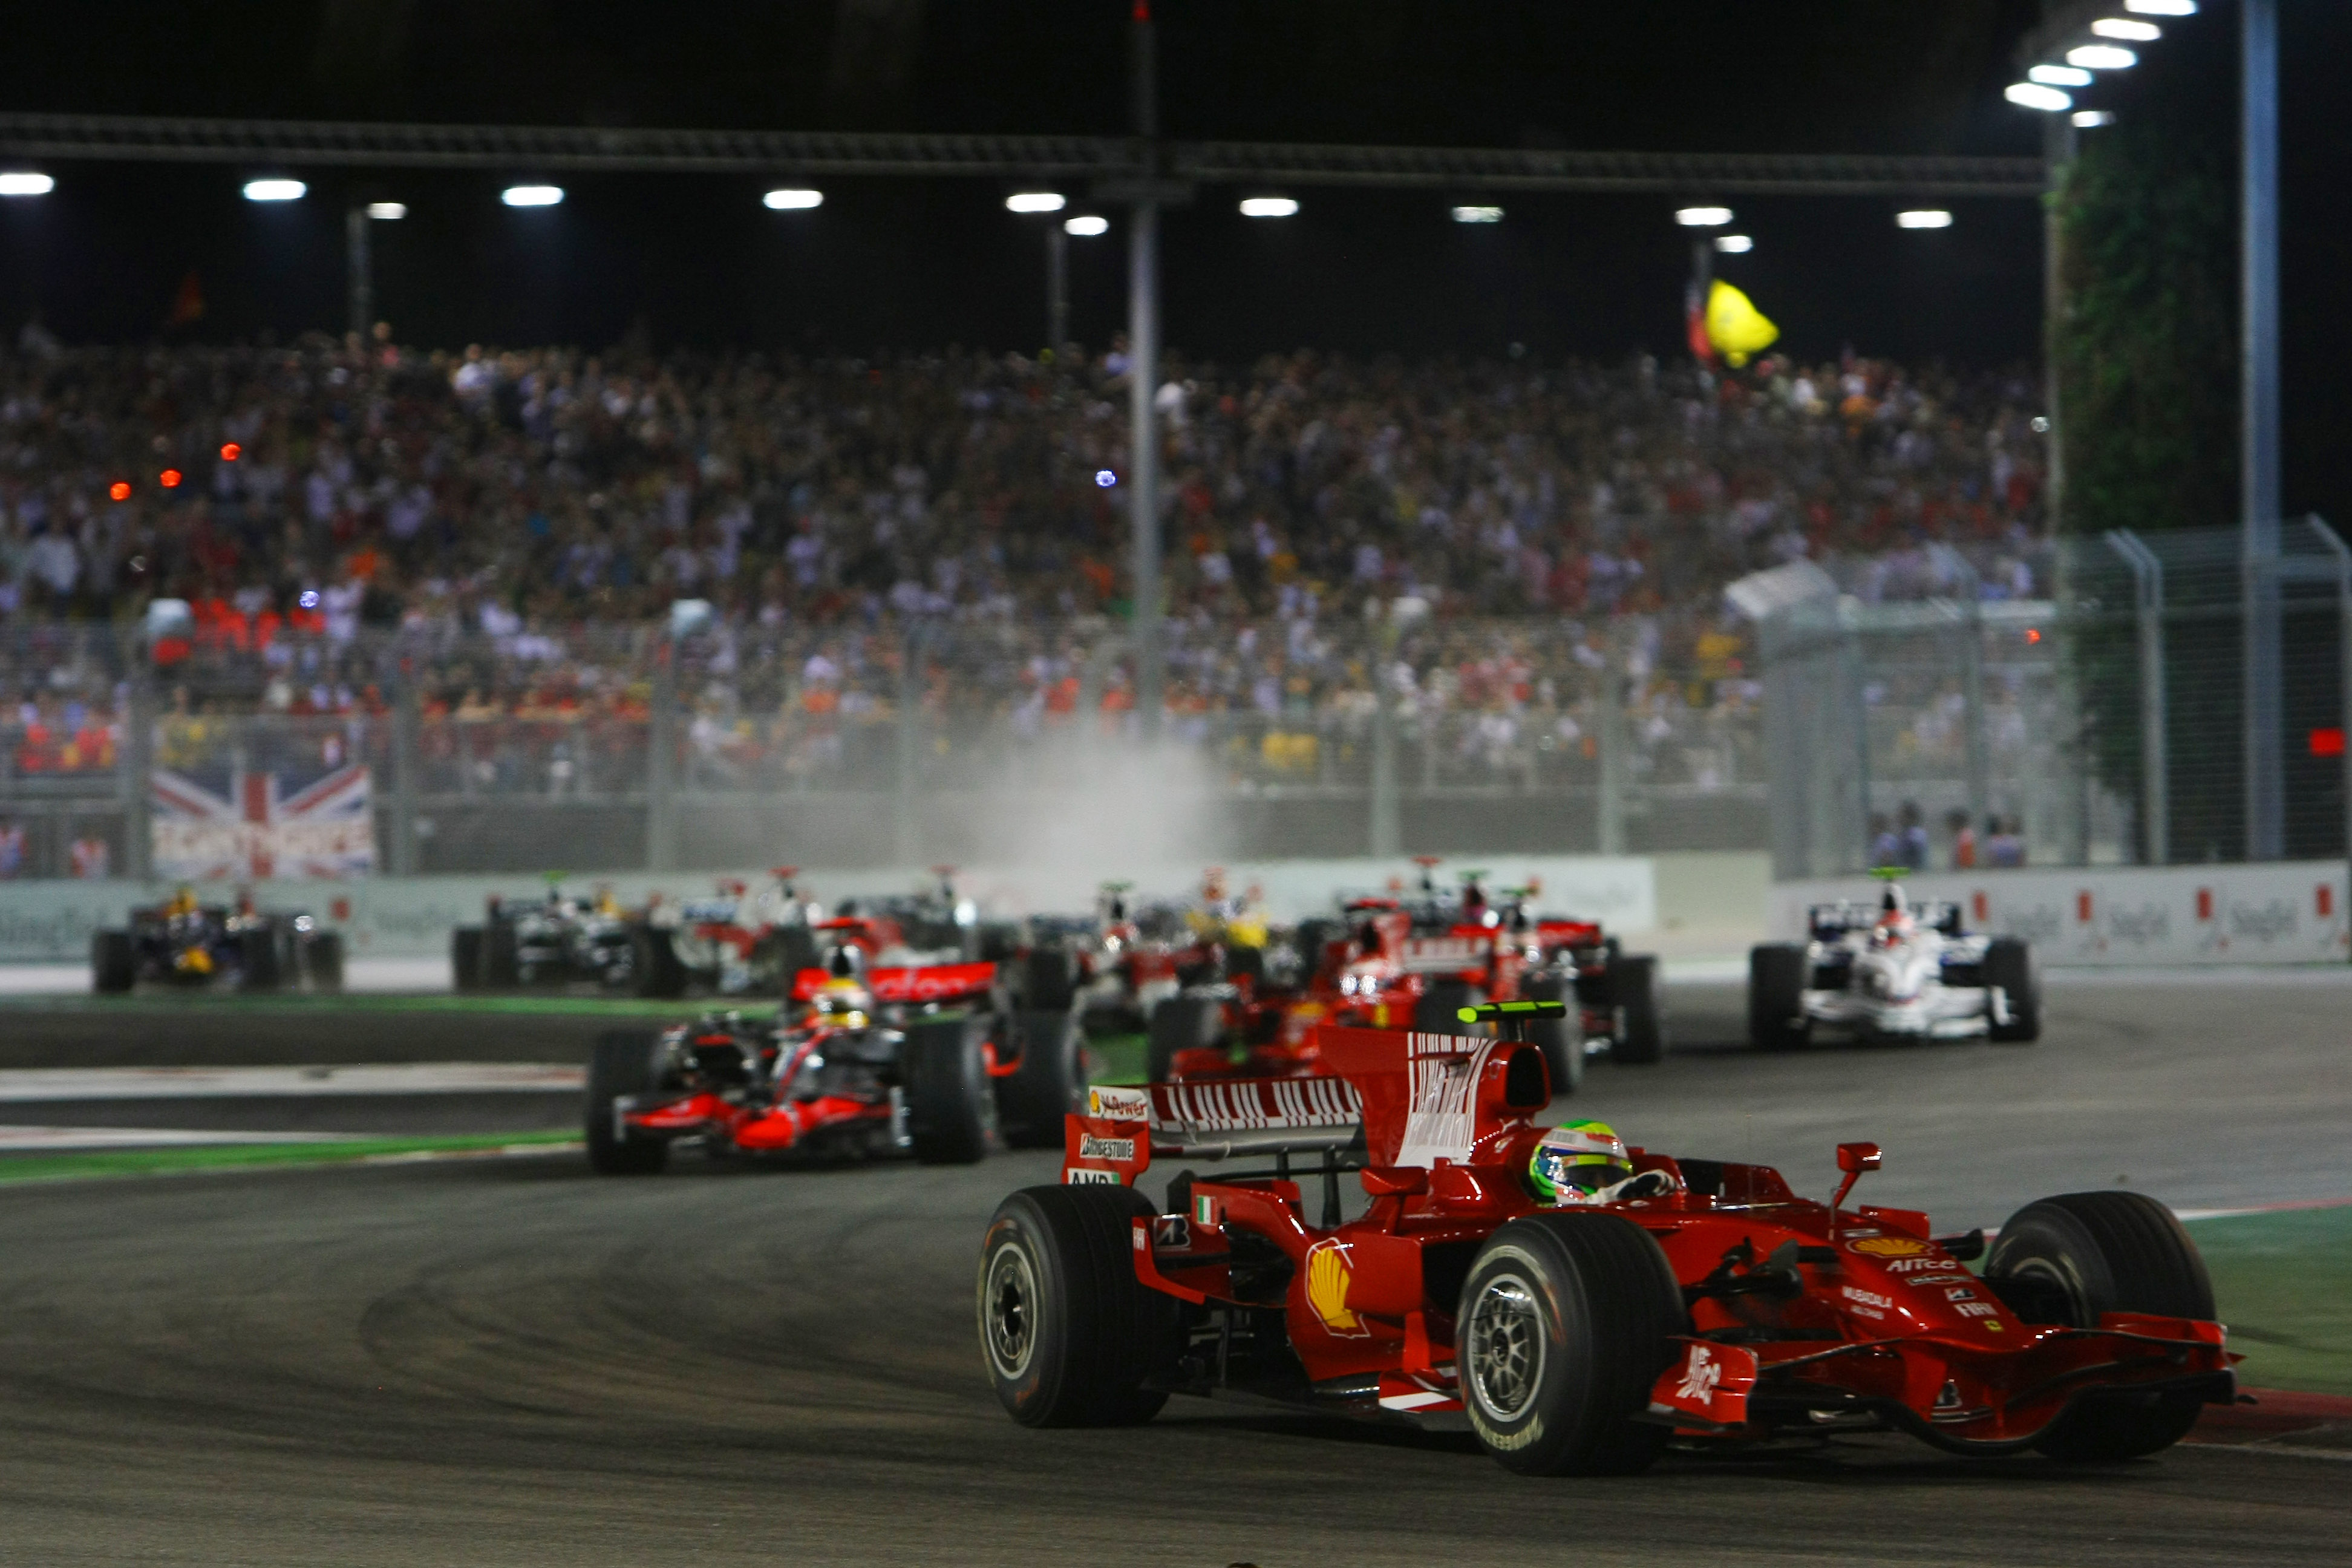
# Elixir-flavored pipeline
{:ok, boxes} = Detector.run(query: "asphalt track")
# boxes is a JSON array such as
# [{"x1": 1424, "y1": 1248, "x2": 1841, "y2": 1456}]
[{"x1": 1, "y1": 977, "x2": 2348, "y2": 1566}]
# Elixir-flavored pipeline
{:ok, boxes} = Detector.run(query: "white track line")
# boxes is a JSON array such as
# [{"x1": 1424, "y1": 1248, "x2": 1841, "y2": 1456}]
[
  {"x1": 0, "y1": 958, "x2": 452, "y2": 996},
  {"x1": 0, "y1": 1063, "x2": 584, "y2": 1102},
  {"x1": 0, "y1": 1125, "x2": 367, "y2": 1150}
]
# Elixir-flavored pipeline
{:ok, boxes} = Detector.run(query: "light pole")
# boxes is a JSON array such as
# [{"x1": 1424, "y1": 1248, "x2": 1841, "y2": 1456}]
[
  {"x1": 2241, "y1": 0, "x2": 2282, "y2": 860},
  {"x1": 1127, "y1": 3, "x2": 1164, "y2": 737},
  {"x1": 345, "y1": 204, "x2": 371, "y2": 338}
]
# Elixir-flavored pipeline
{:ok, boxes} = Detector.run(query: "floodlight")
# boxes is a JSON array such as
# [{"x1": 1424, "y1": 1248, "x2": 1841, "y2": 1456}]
[
  {"x1": 2030, "y1": 64, "x2": 2093, "y2": 86},
  {"x1": 2125, "y1": 0, "x2": 2195, "y2": 13},
  {"x1": 501, "y1": 185, "x2": 563, "y2": 207},
  {"x1": 1240, "y1": 197, "x2": 1299, "y2": 218},
  {"x1": 0, "y1": 172, "x2": 54, "y2": 197},
  {"x1": 365, "y1": 201, "x2": 406, "y2": 220},
  {"x1": 2092, "y1": 18, "x2": 2161, "y2": 41},
  {"x1": 764, "y1": 188, "x2": 823, "y2": 210},
  {"x1": 1005, "y1": 192, "x2": 1065, "y2": 214},
  {"x1": 1063, "y1": 214, "x2": 1109, "y2": 236},
  {"x1": 1714, "y1": 234, "x2": 1753, "y2": 253},
  {"x1": 2074, "y1": 109, "x2": 2118, "y2": 128},
  {"x1": 1452, "y1": 205, "x2": 1504, "y2": 224},
  {"x1": 243, "y1": 179, "x2": 305, "y2": 202},
  {"x1": 1896, "y1": 210, "x2": 1953, "y2": 229},
  {"x1": 2066, "y1": 44, "x2": 2137, "y2": 68},
  {"x1": 2005, "y1": 82, "x2": 2074, "y2": 111},
  {"x1": 1676, "y1": 206, "x2": 1733, "y2": 227}
]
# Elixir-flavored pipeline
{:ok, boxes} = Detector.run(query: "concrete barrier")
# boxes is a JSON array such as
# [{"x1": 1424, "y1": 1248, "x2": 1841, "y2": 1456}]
[{"x1": 1772, "y1": 861, "x2": 2351, "y2": 966}]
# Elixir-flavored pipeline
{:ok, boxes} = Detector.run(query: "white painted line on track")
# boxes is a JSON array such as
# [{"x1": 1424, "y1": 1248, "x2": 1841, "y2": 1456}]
[
  {"x1": 0, "y1": 1125, "x2": 364, "y2": 1150},
  {"x1": 0, "y1": 1063, "x2": 586, "y2": 1102}
]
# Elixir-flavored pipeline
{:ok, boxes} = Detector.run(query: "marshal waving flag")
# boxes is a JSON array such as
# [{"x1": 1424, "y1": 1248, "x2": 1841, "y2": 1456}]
[{"x1": 151, "y1": 765, "x2": 376, "y2": 879}]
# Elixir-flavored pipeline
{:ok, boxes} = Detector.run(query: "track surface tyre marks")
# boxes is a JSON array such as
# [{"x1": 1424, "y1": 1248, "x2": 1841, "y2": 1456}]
[
  {"x1": 584, "y1": 1030, "x2": 669, "y2": 1175},
  {"x1": 1988, "y1": 1190, "x2": 2217, "y2": 1461},
  {"x1": 978, "y1": 1183, "x2": 1172, "y2": 1427},
  {"x1": 1458, "y1": 1211, "x2": 1684, "y2": 1476}
]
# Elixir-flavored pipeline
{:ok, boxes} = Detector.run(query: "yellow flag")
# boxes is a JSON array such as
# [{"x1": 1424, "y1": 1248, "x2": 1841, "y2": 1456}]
[{"x1": 1705, "y1": 279, "x2": 1779, "y2": 367}]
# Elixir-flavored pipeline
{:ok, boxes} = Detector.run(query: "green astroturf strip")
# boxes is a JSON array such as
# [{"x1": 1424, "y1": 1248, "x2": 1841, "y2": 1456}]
[
  {"x1": 0, "y1": 1130, "x2": 581, "y2": 1184},
  {"x1": 2189, "y1": 1206, "x2": 2352, "y2": 1396}
]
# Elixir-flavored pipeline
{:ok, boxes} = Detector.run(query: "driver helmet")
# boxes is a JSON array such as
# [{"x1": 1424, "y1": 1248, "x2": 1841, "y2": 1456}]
[
  {"x1": 167, "y1": 886, "x2": 200, "y2": 918},
  {"x1": 1528, "y1": 1120, "x2": 1632, "y2": 1205}
]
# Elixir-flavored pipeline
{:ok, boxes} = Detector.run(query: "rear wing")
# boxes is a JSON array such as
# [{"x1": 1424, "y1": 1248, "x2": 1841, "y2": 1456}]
[
  {"x1": 1061, "y1": 1023, "x2": 1552, "y2": 1186},
  {"x1": 788, "y1": 960, "x2": 998, "y2": 1005}
]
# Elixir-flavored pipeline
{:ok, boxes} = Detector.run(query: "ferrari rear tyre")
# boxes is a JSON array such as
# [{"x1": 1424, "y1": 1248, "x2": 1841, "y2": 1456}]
[
  {"x1": 1747, "y1": 943, "x2": 1811, "y2": 1051},
  {"x1": 1988, "y1": 1191, "x2": 2215, "y2": 1460},
  {"x1": 1984, "y1": 937, "x2": 2041, "y2": 1043},
  {"x1": 978, "y1": 1184, "x2": 1175, "y2": 1427},
  {"x1": 91, "y1": 930, "x2": 136, "y2": 994},
  {"x1": 585, "y1": 1030, "x2": 671, "y2": 1175},
  {"x1": 304, "y1": 932, "x2": 344, "y2": 993},
  {"x1": 1458, "y1": 1212, "x2": 1685, "y2": 1476},
  {"x1": 1609, "y1": 955, "x2": 1667, "y2": 1065},
  {"x1": 631, "y1": 926, "x2": 688, "y2": 999},
  {"x1": 996, "y1": 1010, "x2": 1085, "y2": 1149},
  {"x1": 1414, "y1": 978, "x2": 1486, "y2": 1036},
  {"x1": 1145, "y1": 995, "x2": 1224, "y2": 1082},
  {"x1": 1518, "y1": 976, "x2": 1584, "y2": 1096},
  {"x1": 906, "y1": 1016, "x2": 996, "y2": 1165}
]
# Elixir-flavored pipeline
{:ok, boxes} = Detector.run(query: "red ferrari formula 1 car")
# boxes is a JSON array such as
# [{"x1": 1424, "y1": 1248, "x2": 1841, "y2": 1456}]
[{"x1": 978, "y1": 1002, "x2": 2233, "y2": 1472}]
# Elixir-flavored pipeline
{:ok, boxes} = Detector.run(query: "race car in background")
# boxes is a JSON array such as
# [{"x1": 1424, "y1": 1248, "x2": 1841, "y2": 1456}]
[
  {"x1": 978, "y1": 1001, "x2": 2233, "y2": 1471},
  {"x1": 92, "y1": 887, "x2": 343, "y2": 993},
  {"x1": 1747, "y1": 874, "x2": 2040, "y2": 1049},
  {"x1": 629, "y1": 866, "x2": 825, "y2": 999},
  {"x1": 451, "y1": 876, "x2": 650, "y2": 993},
  {"x1": 585, "y1": 930, "x2": 1085, "y2": 1172}
]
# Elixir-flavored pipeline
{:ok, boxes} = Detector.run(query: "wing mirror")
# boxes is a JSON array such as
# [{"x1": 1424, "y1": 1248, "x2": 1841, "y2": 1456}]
[{"x1": 1829, "y1": 1141, "x2": 1882, "y2": 1233}]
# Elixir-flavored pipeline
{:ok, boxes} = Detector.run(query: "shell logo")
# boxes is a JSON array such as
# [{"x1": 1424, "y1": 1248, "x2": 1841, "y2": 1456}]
[
  {"x1": 1849, "y1": 1236, "x2": 1929, "y2": 1258},
  {"x1": 1304, "y1": 1240, "x2": 1367, "y2": 1336}
]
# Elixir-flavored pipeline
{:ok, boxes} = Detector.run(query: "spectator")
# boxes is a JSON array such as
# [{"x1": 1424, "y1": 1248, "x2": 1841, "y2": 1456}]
[
  {"x1": 68, "y1": 832, "x2": 109, "y2": 878},
  {"x1": 1985, "y1": 815, "x2": 2025, "y2": 868},
  {"x1": 1896, "y1": 800, "x2": 1929, "y2": 872},
  {"x1": 1947, "y1": 806, "x2": 1977, "y2": 870},
  {"x1": 0, "y1": 818, "x2": 23, "y2": 878}
]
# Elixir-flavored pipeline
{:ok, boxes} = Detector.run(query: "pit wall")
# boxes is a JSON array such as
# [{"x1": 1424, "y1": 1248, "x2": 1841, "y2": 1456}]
[
  {"x1": 1772, "y1": 861, "x2": 2351, "y2": 966},
  {"x1": 0, "y1": 854, "x2": 1671, "y2": 964}
]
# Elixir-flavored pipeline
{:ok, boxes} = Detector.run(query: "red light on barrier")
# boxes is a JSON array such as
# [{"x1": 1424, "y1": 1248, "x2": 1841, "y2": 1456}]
[
  {"x1": 158, "y1": 469, "x2": 183, "y2": 488},
  {"x1": 2024, "y1": 627, "x2": 2042, "y2": 644},
  {"x1": 2311, "y1": 728, "x2": 2345, "y2": 758},
  {"x1": 220, "y1": 442, "x2": 241, "y2": 462},
  {"x1": 108, "y1": 481, "x2": 131, "y2": 501}
]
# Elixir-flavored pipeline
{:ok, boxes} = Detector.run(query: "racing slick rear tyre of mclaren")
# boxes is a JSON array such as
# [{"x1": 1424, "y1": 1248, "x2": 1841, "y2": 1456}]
[
  {"x1": 451, "y1": 927, "x2": 485, "y2": 992},
  {"x1": 1145, "y1": 996, "x2": 1224, "y2": 1082},
  {"x1": 1413, "y1": 978, "x2": 1486, "y2": 1036},
  {"x1": 1747, "y1": 943, "x2": 1811, "y2": 1051},
  {"x1": 585, "y1": 1030, "x2": 671, "y2": 1175},
  {"x1": 303, "y1": 932, "x2": 344, "y2": 993},
  {"x1": 1609, "y1": 954, "x2": 1668, "y2": 1065},
  {"x1": 630, "y1": 926, "x2": 689, "y2": 999},
  {"x1": 906, "y1": 1016, "x2": 996, "y2": 1165},
  {"x1": 1017, "y1": 949, "x2": 1080, "y2": 1013},
  {"x1": 1984, "y1": 937, "x2": 2042, "y2": 1043},
  {"x1": 1518, "y1": 976, "x2": 1584, "y2": 1096},
  {"x1": 978, "y1": 1184, "x2": 1175, "y2": 1428},
  {"x1": 1986, "y1": 1191, "x2": 2216, "y2": 1461},
  {"x1": 996, "y1": 1010, "x2": 1086, "y2": 1148},
  {"x1": 91, "y1": 930, "x2": 136, "y2": 994},
  {"x1": 1458, "y1": 1212, "x2": 1686, "y2": 1476}
]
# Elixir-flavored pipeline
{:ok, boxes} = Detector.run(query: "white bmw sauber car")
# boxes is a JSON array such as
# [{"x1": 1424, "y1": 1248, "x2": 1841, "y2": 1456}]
[{"x1": 1747, "y1": 881, "x2": 2039, "y2": 1048}]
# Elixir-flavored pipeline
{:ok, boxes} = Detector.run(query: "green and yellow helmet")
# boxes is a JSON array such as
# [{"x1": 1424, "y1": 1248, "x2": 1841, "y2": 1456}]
[{"x1": 1529, "y1": 1119, "x2": 1632, "y2": 1204}]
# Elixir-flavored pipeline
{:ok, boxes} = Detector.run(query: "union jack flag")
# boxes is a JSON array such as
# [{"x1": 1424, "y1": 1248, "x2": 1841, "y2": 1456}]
[{"x1": 150, "y1": 765, "x2": 376, "y2": 880}]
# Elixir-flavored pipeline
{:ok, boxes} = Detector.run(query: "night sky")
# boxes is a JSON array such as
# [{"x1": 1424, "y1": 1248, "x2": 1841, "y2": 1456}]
[{"x1": 0, "y1": 1, "x2": 2345, "y2": 517}]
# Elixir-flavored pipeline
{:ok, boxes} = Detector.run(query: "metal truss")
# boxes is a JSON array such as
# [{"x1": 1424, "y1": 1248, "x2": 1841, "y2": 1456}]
[{"x1": 0, "y1": 112, "x2": 2044, "y2": 197}]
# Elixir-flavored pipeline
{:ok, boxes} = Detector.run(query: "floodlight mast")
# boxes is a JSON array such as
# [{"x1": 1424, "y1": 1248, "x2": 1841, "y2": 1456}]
[{"x1": 1128, "y1": 1, "x2": 1163, "y2": 739}]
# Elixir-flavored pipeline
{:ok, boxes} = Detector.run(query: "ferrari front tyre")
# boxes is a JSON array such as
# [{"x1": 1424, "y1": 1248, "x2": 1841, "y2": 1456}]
[
  {"x1": 1984, "y1": 937, "x2": 2040, "y2": 1043},
  {"x1": 996, "y1": 1010, "x2": 1085, "y2": 1149},
  {"x1": 1609, "y1": 954, "x2": 1667, "y2": 1065},
  {"x1": 1746, "y1": 943, "x2": 1811, "y2": 1051},
  {"x1": 630, "y1": 926, "x2": 688, "y2": 999},
  {"x1": 584, "y1": 1029, "x2": 671, "y2": 1175},
  {"x1": 906, "y1": 1016, "x2": 996, "y2": 1164},
  {"x1": 1518, "y1": 975, "x2": 1584, "y2": 1096},
  {"x1": 1145, "y1": 995, "x2": 1224, "y2": 1082},
  {"x1": 1458, "y1": 1212, "x2": 1685, "y2": 1476},
  {"x1": 1987, "y1": 1191, "x2": 2216, "y2": 1461},
  {"x1": 91, "y1": 930, "x2": 136, "y2": 994},
  {"x1": 978, "y1": 1184, "x2": 1175, "y2": 1428}
]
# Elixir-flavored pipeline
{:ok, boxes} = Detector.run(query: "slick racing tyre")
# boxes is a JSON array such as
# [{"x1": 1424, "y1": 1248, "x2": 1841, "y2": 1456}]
[
  {"x1": 483, "y1": 920, "x2": 522, "y2": 987},
  {"x1": 996, "y1": 1010, "x2": 1085, "y2": 1149},
  {"x1": 1017, "y1": 948, "x2": 1080, "y2": 1013},
  {"x1": 978, "y1": 1184, "x2": 1177, "y2": 1428},
  {"x1": 91, "y1": 930, "x2": 136, "y2": 994},
  {"x1": 1145, "y1": 995, "x2": 1224, "y2": 1082},
  {"x1": 585, "y1": 1029, "x2": 673, "y2": 1175},
  {"x1": 1984, "y1": 937, "x2": 2041, "y2": 1043},
  {"x1": 906, "y1": 1016, "x2": 996, "y2": 1165},
  {"x1": 630, "y1": 925, "x2": 689, "y2": 999},
  {"x1": 451, "y1": 927, "x2": 485, "y2": 991},
  {"x1": 1517, "y1": 975, "x2": 1584, "y2": 1096},
  {"x1": 240, "y1": 926, "x2": 286, "y2": 990},
  {"x1": 302, "y1": 932, "x2": 344, "y2": 993},
  {"x1": 1987, "y1": 1192, "x2": 2216, "y2": 1461},
  {"x1": 1413, "y1": 978, "x2": 1486, "y2": 1036},
  {"x1": 1747, "y1": 943, "x2": 1811, "y2": 1051},
  {"x1": 1609, "y1": 954, "x2": 1667, "y2": 1065},
  {"x1": 1458, "y1": 1212, "x2": 1685, "y2": 1476}
]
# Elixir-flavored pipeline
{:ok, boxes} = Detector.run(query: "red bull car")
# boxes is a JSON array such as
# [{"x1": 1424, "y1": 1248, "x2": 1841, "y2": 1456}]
[{"x1": 977, "y1": 1001, "x2": 2234, "y2": 1472}]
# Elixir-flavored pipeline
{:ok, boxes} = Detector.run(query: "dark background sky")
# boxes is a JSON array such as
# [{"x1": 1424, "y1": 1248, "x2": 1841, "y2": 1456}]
[{"x1": 0, "y1": 1, "x2": 2344, "y2": 515}]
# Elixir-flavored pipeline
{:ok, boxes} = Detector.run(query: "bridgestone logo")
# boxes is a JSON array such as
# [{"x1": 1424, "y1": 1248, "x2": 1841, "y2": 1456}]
[{"x1": 1079, "y1": 1134, "x2": 1135, "y2": 1161}]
